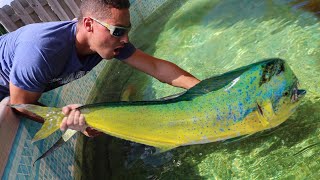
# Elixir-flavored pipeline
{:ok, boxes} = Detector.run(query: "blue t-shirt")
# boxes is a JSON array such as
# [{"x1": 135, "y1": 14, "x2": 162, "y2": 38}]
[{"x1": 0, "y1": 20, "x2": 136, "y2": 99}]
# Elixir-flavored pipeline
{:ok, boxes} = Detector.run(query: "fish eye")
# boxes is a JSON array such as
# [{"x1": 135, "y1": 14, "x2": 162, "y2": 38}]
[{"x1": 283, "y1": 91, "x2": 289, "y2": 96}]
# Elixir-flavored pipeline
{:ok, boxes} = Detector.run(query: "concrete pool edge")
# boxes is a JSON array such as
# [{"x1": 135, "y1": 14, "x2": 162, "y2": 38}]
[{"x1": 0, "y1": 97, "x2": 19, "y2": 178}]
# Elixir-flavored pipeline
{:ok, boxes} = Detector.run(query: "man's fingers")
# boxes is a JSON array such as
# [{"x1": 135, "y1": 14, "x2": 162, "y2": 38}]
[
  {"x1": 62, "y1": 104, "x2": 82, "y2": 115},
  {"x1": 79, "y1": 114, "x2": 85, "y2": 127},
  {"x1": 66, "y1": 110, "x2": 75, "y2": 126},
  {"x1": 73, "y1": 110, "x2": 80, "y2": 126},
  {"x1": 68, "y1": 104, "x2": 82, "y2": 109},
  {"x1": 60, "y1": 117, "x2": 68, "y2": 131},
  {"x1": 62, "y1": 106, "x2": 72, "y2": 115},
  {"x1": 60, "y1": 104, "x2": 85, "y2": 132},
  {"x1": 61, "y1": 109, "x2": 86, "y2": 131}
]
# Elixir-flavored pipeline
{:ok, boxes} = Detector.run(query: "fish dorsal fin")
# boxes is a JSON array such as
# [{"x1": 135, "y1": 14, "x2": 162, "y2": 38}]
[
  {"x1": 177, "y1": 58, "x2": 285, "y2": 101},
  {"x1": 175, "y1": 61, "x2": 262, "y2": 101},
  {"x1": 156, "y1": 91, "x2": 186, "y2": 101}
]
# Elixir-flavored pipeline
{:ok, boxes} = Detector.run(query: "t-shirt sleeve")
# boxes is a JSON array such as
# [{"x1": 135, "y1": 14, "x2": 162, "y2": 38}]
[
  {"x1": 9, "y1": 42, "x2": 52, "y2": 92},
  {"x1": 114, "y1": 42, "x2": 136, "y2": 60}
]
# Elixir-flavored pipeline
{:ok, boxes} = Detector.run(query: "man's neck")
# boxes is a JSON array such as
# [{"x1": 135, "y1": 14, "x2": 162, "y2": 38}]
[{"x1": 75, "y1": 24, "x2": 95, "y2": 59}]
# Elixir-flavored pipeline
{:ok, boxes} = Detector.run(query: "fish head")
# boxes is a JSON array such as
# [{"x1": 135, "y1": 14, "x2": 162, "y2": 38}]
[{"x1": 256, "y1": 59, "x2": 306, "y2": 127}]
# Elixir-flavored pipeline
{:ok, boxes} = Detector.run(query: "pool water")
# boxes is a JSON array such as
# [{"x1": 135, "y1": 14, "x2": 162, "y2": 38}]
[{"x1": 79, "y1": 0, "x2": 320, "y2": 179}]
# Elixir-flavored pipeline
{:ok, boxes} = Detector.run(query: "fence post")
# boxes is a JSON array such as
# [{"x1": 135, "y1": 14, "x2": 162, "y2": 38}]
[
  {"x1": 10, "y1": 0, "x2": 35, "y2": 24},
  {"x1": 25, "y1": 0, "x2": 54, "y2": 21},
  {"x1": 0, "y1": 8, "x2": 19, "y2": 32}
]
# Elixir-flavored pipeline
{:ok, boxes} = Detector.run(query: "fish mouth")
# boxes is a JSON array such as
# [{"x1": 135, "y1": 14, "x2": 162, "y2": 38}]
[{"x1": 291, "y1": 87, "x2": 306, "y2": 103}]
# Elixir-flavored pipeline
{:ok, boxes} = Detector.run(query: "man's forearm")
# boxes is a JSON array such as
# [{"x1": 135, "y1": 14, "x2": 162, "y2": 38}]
[
  {"x1": 122, "y1": 50, "x2": 201, "y2": 89},
  {"x1": 158, "y1": 61, "x2": 200, "y2": 89},
  {"x1": 171, "y1": 74, "x2": 200, "y2": 89}
]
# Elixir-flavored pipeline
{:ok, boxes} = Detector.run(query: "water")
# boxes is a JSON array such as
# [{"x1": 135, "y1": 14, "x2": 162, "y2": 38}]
[{"x1": 80, "y1": 0, "x2": 320, "y2": 179}]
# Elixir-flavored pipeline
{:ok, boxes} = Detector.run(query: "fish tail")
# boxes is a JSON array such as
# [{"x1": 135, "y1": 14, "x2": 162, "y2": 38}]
[{"x1": 11, "y1": 104, "x2": 65, "y2": 141}]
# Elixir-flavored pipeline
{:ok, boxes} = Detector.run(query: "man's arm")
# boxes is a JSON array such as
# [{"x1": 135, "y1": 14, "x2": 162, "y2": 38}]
[
  {"x1": 123, "y1": 50, "x2": 200, "y2": 89},
  {"x1": 9, "y1": 82, "x2": 44, "y2": 123}
]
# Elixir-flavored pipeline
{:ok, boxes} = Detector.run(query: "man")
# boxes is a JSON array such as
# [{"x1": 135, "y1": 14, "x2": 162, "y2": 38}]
[{"x1": 0, "y1": 0, "x2": 200, "y2": 136}]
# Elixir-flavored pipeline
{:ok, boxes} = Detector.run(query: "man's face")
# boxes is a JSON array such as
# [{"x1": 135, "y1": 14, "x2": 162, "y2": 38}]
[{"x1": 90, "y1": 8, "x2": 131, "y2": 59}]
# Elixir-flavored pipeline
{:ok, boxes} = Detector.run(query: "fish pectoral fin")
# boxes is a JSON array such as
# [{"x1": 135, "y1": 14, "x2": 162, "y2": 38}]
[
  {"x1": 256, "y1": 101, "x2": 274, "y2": 127},
  {"x1": 62, "y1": 129, "x2": 78, "y2": 141},
  {"x1": 255, "y1": 110, "x2": 270, "y2": 127},
  {"x1": 256, "y1": 103, "x2": 264, "y2": 116}
]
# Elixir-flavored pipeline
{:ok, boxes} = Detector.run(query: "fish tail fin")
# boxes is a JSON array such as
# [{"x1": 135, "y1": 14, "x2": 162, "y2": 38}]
[{"x1": 11, "y1": 104, "x2": 64, "y2": 141}]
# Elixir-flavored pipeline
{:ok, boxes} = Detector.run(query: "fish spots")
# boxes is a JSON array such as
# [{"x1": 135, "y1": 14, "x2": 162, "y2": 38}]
[
  {"x1": 216, "y1": 112, "x2": 222, "y2": 121},
  {"x1": 238, "y1": 102, "x2": 244, "y2": 114},
  {"x1": 250, "y1": 76, "x2": 257, "y2": 84},
  {"x1": 192, "y1": 116, "x2": 200, "y2": 124},
  {"x1": 245, "y1": 91, "x2": 252, "y2": 103},
  {"x1": 227, "y1": 105, "x2": 238, "y2": 122},
  {"x1": 243, "y1": 108, "x2": 253, "y2": 118}
]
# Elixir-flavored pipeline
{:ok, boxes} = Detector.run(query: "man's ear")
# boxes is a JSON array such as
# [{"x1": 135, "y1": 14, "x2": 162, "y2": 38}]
[{"x1": 83, "y1": 17, "x2": 93, "y2": 32}]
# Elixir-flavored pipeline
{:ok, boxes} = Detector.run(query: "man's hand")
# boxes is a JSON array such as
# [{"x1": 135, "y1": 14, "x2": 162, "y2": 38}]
[
  {"x1": 60, "y1": 104, "x2": 86, "y2": 131},
  {"x1": 60, "y1": 104, "x2": 102, "y2": 137}
]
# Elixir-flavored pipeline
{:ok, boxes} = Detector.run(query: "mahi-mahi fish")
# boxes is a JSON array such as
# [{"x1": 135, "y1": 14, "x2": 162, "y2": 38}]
[{"x1": 12, "y1": 58, "x2": 306, "y2": 154}]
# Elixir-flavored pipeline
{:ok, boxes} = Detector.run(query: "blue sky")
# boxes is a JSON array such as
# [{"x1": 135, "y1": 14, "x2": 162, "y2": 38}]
[{"x1": 0, "y1": 0, "x2": 13, "y2": 7}]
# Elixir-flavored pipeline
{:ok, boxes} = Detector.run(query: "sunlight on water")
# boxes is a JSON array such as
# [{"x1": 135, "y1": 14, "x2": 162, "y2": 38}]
[
  {"x1": 84, "y1": 0, "x2": 320, "y2": 179},
  {"x1": 150, "y1": 0, "x2": 320, "y2": 102}
]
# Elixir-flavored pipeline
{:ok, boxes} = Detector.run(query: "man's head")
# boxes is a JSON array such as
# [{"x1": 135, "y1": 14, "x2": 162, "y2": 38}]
[
  {"x1": 77, "y1": 0, "x2": 131, "y2": 59},
  {"x1": 78, "y1": 0, "x2": 130, "y2": 21}
]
